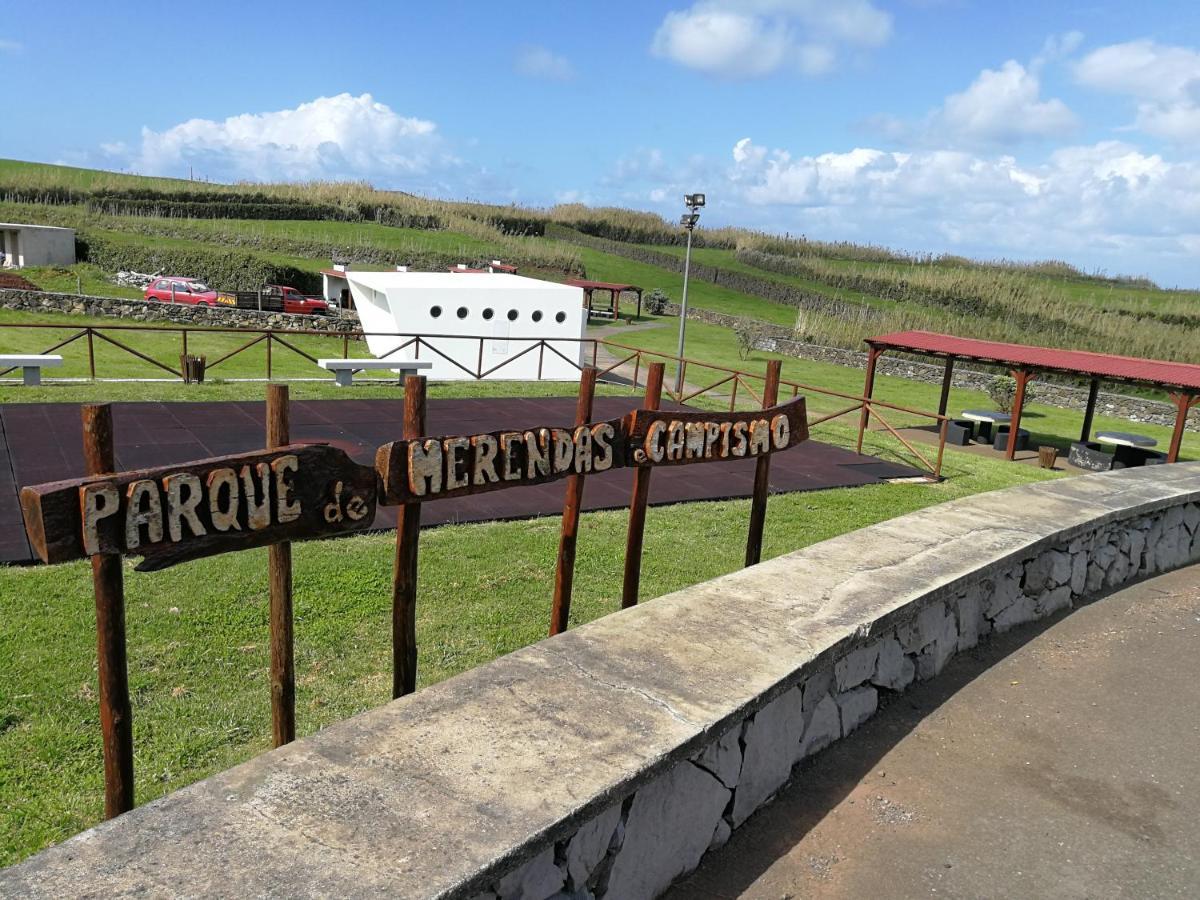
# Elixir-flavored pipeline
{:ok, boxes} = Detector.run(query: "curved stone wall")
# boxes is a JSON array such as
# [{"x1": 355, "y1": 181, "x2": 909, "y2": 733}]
[{"x1": 3, "y1": 465, "x2": 1199, "y2": 899}]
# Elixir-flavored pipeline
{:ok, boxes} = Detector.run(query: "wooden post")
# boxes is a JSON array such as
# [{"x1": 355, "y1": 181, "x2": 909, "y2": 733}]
[
  {"x1": 81, "y1": 404, "x2": 134, "y2": 818},
  {"x1": 1167, "y1": 392, "x2": 1195, "y2": 463},
  {"x1": 937, "y1": 356, "x2": 955, "y2": 417},
  {"x1": 856, "y1": 346, "x2": 882, "y2": 455},
  {"x1": 265, "y1": 333, "x2": 272, "y2": 380},
  {"x1": 745, "y1": 359, "x2": 782, "y2": 567},
  {"x1": 265, "y1": 385, "x2": 295, "y2": 746},
  {"x1": 393, "y1": 375, "x2": 426, "y2": 697},
  {"x1": 1080, "y1": 378, "x2": 1100, "y2": 443},
  {"x1": 1006, "y1": 370, "x2": 1031, "y2": 461},
  {"x1": 549, "y1": 366, "x2": 598, "y2": 635},
  {"x1": 621, "y1": 363, "x2": 664, "y2": 609}
]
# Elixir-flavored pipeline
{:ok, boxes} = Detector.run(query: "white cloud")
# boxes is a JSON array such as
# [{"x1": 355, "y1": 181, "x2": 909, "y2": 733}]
[
  {"x1": 1075, "y1": 40, "x2": 1200, "y2": 141},
  {"x1": 131, "y1": 93, "x2": 448, "y2": 185},
  {"x1": 0, "y1": 38, "x2": 22, "y2": 53},
  {"x1": 726, "y1": 137, "x2": 1200, "y2": 281},
  {"x1": 651, "y1": 0, "x2": 891, "y2": 78},
  {"x1": 515, "y1": 45, "x2": 575, "y2": 81},
  {"x1": 934, "y1": 60, "x2": 1077, "y2": 144}
]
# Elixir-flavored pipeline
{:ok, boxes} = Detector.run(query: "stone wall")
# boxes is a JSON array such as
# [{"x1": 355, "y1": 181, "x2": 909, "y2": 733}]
[
  {"x1": 656, "y1": 301, "x2": 1199, "y2": 433},
  {"x1": 0, "y1": 288, "x2": 361, "y2": 334},
  {"x1": 4, "y1": 465, "x2": 1199, "y2": 899}
]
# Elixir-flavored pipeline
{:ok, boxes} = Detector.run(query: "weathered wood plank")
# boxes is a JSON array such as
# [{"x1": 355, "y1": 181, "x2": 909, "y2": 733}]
[
  {"x1": 624, "y1": 396, "x2": 808, "y2": 468},
  {"x1": 21, "y1": 443, "x2": 377, "y2": 570}
]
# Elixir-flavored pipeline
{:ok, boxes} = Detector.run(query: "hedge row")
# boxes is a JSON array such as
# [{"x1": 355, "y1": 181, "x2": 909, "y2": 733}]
[
  {"x1": 77, "y1": 233, "x2": 322, "y2": 294},
  {"x1": 552, "y1": 226, "x2": 882, "y2": 323}
]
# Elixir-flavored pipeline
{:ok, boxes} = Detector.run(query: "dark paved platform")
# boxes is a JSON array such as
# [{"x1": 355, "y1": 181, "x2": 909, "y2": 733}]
[{"x1": 0, "y1": 398, "x2": 919, "y2": 564}]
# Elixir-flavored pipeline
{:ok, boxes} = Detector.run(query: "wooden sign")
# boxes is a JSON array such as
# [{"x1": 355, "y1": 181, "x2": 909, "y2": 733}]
[
  {"x1": 20, "y1": 443, "x2": 377, "y2": 571},
  {"x1": 625, "y1": 397, "x2": 807, "y2": 467},
  {"x1": 373, "y1": 397, "x2": 808, "y2": 504},
  {"x1": 375, "y1": 420, "x2": 626, "y2": 505}
]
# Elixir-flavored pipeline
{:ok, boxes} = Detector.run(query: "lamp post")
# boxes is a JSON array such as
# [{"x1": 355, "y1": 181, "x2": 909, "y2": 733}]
[{"x1": 675, "y1": 193, "x2": 704, "y2": 393}]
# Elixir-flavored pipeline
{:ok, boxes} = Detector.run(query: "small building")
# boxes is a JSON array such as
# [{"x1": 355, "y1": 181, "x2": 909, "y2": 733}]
[
  {"x1": 0, "y1": 223, "x2": 76, "y2": 268},
  {"x1": 346, "y1": 270, "x2": 586, "y2": 381}
]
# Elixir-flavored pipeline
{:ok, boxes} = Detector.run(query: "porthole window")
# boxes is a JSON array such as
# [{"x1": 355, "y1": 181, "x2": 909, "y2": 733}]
[
  {"x1": 456, "y1": 306, "x2": 469, "y2": 319},
  {"x1": 482, "y1": 308, "x2": 494, "y2": 320},
  {"x1": 430, "y1": 305, "x2": 443, "y2": 318},
  {"x1": 507, "y1": 309, "x2": 519, "y2": 321},
  {"x1": 555, "y1": 311, "x2": 567, "y2": 324},
  {"x1": 531, "y1": 310, "x2": 543, "y2": 323}
]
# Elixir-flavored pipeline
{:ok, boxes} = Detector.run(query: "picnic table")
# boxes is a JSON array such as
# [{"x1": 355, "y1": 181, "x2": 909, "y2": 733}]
[
  {"x1": 960, "y1": 409, "x2": 1012, "y2": 443},
  {"x1": 1095, "y1": 431, "x2": 1157, "y2": 448}
]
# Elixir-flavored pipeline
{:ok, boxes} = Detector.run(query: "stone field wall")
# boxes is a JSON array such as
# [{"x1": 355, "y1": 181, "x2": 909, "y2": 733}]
[
  {"x1": 0, "y1": 288, "x2": 360, "y2": 334},
  {"x1": 4, "y1": 464, "x2": 1199, "y2": 899}
]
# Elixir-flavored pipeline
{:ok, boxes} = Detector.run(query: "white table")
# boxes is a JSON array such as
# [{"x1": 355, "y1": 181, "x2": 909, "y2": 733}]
[
  {"x1": 1095, "y1": 431, "x2": 1157, "y2": 448},
  {"x1": 317, "y1": 358, "x2": 432, "y2": 387},
  {"x1": 0, "y1": 354, "x2": 64, "y2": 386},
  {"x1": 960, "y1": 409, "x2": 1011, "y2": 443}
]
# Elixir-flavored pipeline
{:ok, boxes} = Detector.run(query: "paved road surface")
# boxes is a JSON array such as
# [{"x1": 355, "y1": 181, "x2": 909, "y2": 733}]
[{"x1": 669, "y1": 564, "x2": 1200, "y2": 899}]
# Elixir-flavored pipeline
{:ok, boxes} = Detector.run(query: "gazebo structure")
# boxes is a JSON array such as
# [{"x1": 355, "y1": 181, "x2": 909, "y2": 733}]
[
  {"x1": 860, "y1": 331, "x2": 1200, "y2": 463},
  {"x1": 565, "y1": 279, "x2": 643, "y2": 320}
]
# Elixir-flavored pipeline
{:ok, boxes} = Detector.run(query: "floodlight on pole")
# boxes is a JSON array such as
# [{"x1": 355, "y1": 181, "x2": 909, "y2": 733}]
[{"x1": 675, "y1": 193, "x2": 704, "y2": 393}]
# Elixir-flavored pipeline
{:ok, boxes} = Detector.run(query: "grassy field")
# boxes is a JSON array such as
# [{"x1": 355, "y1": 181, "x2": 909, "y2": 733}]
[{"x1": 0, "y1": 429, "x2": 1056, "y2": 867}]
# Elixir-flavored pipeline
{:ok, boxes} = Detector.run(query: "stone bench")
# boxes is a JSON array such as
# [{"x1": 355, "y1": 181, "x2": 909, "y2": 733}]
[
  {"x1": 0, "y1": 354, "x2": 64, "y2": 386},
  {"x1": 317, "y1": 358, "x2": 432, "y2": 387}
]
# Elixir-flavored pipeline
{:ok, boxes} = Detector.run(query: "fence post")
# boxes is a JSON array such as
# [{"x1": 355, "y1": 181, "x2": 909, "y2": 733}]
[
  {"x1": 87, "y1": 328, "x2": 96, "y2": 380},
  {"x1": 621, "y1": 363, "x2": 664, "y2": 609},
  {"x1": 393, "y1": 375, "x2": 426, "y2": 697},
  {"x1": 81, "y1": 404, "x2": 134, "y2": 818},
  {"x1": 744, "y1": 360, "x2": 782, "y2": 567},
  {"x1": 265, "y1": 333, "x2": 272, "y2": 380},
  {"x1": 549, "y1": 366, "x2": 598, "y2": 635},
  {"x1": 265, "y1": 385, "x2": 295, "y2": 745},
  {"x1": 343, "y1": 333, "x2": 349, "y2": 359}
]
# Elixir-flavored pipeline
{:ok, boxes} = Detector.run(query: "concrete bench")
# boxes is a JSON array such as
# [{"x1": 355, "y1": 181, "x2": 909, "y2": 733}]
[
  {"x1": 0, "y1": 354, "x2": 64, "y2": 386},
  {"x1": 317, "y1": 358, "x2": 432, "y2": 387}
]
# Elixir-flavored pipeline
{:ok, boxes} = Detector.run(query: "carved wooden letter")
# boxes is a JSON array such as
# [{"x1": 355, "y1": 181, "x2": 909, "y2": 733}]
[
  {"x1": 472, "y1": 434, "x2": 500, "y2": 486},
  {"x1": 770, "y1": 414, "x2": 790, "y2": 449},
  {"x1": 644, "y1": 421, "x2": 667, "y2": 463},
  {"x1": 271, "y1": 455, "x2": 301, "y2": 524},
  {"x1": 552, "y1": 428, "x2": 574, "y2": 474},
  {"x1": 408, "y1": 439, "x2": 443, "y2": 497},
  {"x1": 80, "y1": 482, "x2": 120, "y2": 556},
  {"x1": 207, "y1": 467, "x2": 241, "y2": 532},
  {"x1": 749, "y1": 418, "x2": 772, "y2": 455},
  {"x1": 499, "y1": 432, "x2": 524, "y2": 481},
  {"x1": 444, "y1": 437, "x2": 471, "y2": 491},
  {"x1": 125, "y1": 479, "x2": 163, "y2": 550},
  {"x1": 591, "y1": 423, "x2": 615, "y2": 472},
  {"x1": 163, "y1": 473, "x2": 206, "y2": 542},
  {"x1": 572, "y1": 426, "x2": 593, "y2": 474},
  {"x1": 241, "y1": 463, "x2": 272, "y2": 531},
  {"x1": 524, "y1": 428, "x2": 552, "y2": 478}
]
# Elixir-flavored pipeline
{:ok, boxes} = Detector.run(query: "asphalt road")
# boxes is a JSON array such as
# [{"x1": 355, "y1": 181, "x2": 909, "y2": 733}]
[{"x1": 668, "y1": 564, "x2": 1200, "y2": 899}]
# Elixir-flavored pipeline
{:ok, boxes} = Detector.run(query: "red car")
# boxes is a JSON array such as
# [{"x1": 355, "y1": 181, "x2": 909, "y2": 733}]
[
  {"x1": 143, "y1": 276, "x2": 221, "y2": 306},
  {"x1": 264, "y1": 285, "x2": 329, "y2": 315}
]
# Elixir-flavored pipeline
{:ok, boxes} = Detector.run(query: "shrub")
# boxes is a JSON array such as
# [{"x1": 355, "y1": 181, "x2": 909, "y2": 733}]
[
  {"x1": 986, "y1": 376, "x2": 1036, "y2": 412},
  {"x1": 644, "y1": 288, "x2": 670, "y2": 315}
]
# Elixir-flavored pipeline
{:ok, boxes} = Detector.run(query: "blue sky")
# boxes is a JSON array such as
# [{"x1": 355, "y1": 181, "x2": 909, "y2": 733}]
[{"x1": 5, "y1": 1, "x2": 1200, "y2": 285}]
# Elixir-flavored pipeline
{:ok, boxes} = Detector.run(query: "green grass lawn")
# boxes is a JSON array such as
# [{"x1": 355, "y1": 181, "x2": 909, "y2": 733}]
[
  {"x1": 10, "y1": 264, "x2": 145, "y2": 301},
  {"x1": 0, "y1": 428, "x2": 1055, "y2": 867}
]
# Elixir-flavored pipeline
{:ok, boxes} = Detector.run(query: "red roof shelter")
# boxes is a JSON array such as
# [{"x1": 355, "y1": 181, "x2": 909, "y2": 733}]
[
  {"x1": 862, "y1": 330, "x2": 1200, "y2": 463},
  {"x1": 565, "y1": 279, "x2": 644, "y2": 320}
]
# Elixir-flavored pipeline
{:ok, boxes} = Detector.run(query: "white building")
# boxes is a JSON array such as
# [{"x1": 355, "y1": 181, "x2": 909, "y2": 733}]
[
  {"x1": 346, "y1": 271, "x2": 587, "y2": 381},
  {"x1": 0, "y1": 223, "x2": 76, "y2": 268}
]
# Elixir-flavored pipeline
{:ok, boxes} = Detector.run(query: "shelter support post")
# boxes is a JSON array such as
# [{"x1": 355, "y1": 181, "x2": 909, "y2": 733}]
[
  {"x1": 1167, "y1": 392, "x2": 1197, "y2": 463},
  {"x1": 1006, "y1": 369, "x2": 1033, "y2": 461},
  {"x1": 621, "y1": 363, "x2": 665, "y2": 608},
  {"x1": 392, "y1": 375, "x2": 426, "y2": 698},
  {"x1": 1080, "y1": 378, "x2": 1100, "y2": 443},
  {"x1": 856, "y1": 346, "x2": 883, "y2": 455},
  {"x1": 937, "y1": 356, "x2": 955, "y2": 418}
]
